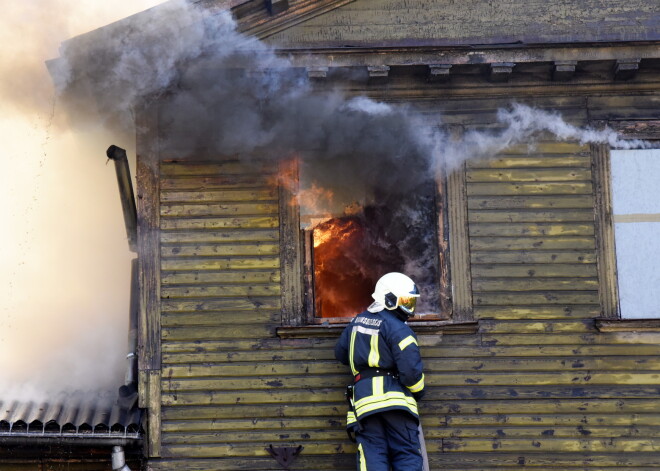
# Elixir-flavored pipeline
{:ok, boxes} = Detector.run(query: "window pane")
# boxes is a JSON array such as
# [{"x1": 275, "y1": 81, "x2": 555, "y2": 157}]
[{"x1": 611, "y1": 149, "x2": 660, "y2": 319}]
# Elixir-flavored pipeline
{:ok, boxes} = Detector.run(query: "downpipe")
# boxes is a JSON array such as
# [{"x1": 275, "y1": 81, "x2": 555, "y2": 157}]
[{"x1": 112, "y1": 446, "x2": 132, "y2": 471}]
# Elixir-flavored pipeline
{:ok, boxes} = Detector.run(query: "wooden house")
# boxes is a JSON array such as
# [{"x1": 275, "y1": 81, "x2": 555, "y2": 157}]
[{"x1": 50, "y1": 0, "x2": 660, "y2": 469}]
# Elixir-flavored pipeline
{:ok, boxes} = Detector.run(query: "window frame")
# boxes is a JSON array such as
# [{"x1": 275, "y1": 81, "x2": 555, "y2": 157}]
[
  {"x1": 277, "y1": 158, "x2": 476, "y2": 337},
  {"x1": 592, "y1": 120, "x2": 660, "y2": 330}
]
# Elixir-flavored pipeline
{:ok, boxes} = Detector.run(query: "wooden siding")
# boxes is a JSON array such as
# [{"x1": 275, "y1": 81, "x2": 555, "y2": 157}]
[
  {"x1": 266, "y1": 0, "x2": 660, "y2": 47},
  {"x1": 147, "y1": 88, "x2": 660, "y2": 468}
]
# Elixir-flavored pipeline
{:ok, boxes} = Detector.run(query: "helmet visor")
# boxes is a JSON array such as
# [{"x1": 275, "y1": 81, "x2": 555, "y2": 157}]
[{"x1": 398, "y1": 296, "x2": 418, "y2": 315}]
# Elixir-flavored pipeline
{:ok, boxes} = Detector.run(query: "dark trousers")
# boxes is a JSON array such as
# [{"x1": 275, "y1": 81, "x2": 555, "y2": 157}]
[{"x1": 355, "y1": 410, "x2": 423, "y2": 471}]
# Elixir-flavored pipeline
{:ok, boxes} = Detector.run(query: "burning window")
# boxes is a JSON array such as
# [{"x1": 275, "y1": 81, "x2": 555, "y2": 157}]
[{"x1": 279, "y1": 157, "x2": 447, "y2": 323}]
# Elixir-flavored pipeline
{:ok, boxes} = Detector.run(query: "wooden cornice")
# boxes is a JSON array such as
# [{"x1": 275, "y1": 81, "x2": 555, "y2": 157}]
[{"x1": 234, "y1": 0, "x2": 357, "y2": 39}]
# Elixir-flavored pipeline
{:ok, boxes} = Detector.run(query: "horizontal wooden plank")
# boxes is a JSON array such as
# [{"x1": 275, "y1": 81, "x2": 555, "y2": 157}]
[
  {"x1": 474, "y1": 291, "x2": 599, "y2": 306},
  {"x1": 164, "y1": 361, "x2": 344, "y2": 378},
  {"x1": 161, "y1": 216, "x2": 278, "y2": 231},
  {"x1": 446, "y1": 413, "x2": 660, "y2": 427},
  {"x1": 161, "y1": 243, "x2": 279, "y2": 258},
  {"x1": 161, "y1": 428, "x2": 346, "y2": 445},
  {"x1": 468, "y1": 209, "x2": 594, "y2": 223},
  {"x1": 466, "y1": 168, "x2": 591, "y2": 183},
  {"x1": 161, "y1": 270, "x2": 280, "y2": 285},
  {"x1": 468, "y1": 195, "x2": 594, "y2": 209},
  {"x1": 421, "y1": 343, "x2": 660, "y2": 358},
  {"x1": 163, "y1": 376, "x2": 346, "y2": 392},
  {"x1": 161, "y1": 189, "x2": 277, "y2": 203},
  {"x1": 442, "y1": 437, "x2": 660, "y2": 453},
  {"x1": 162, "y1": 284, "x2": 280, "y2": 299},
  {"x1": 429, "y1": 385, "x2": 660, "y2": 401},
  {"x1": 149, "y1": 456, "x2": 352, "y2": 471},
  {"x1": 471, "y1": 263, "x2": 597, "y2": 277},
  {"x1": 427, "y1": 355, "x2": 660, "y2": 372},
  {"x1": 473, "y1": 278, "x2": 598, "y2": 291},
  {"x1": 160, "y1": 162, "x2": 275, "y2": 177},
  {"x1": 424, "y1": 398, "x2": 660, "y2": 415},
  {"x1": 471, "y1": 251, "x2": 596, "y2": 264},
  {"x1": 160, "y1": 229, "x2": 279, "y2": 244},
  {"x1": 429, "y1": 425, "x2": 660, "y2": 440},
  {"x1": 161, "y1": 256, "x2": 280, "y2": 271},
  {"x1": 497, "y1": 142, "x2": 589, "y2": 155},
  {"x1": 473, "y1": 305, "x2": 600, "y2": 319},
  {"x1": 466, "y1": 154, "x2": 591, "y2": 169},
  {"x1": 160, "y1": 442, "x2": 361, "y2": 459},
  {"x1": 161, "y1": 416, "x2": 361, "y2": 433},
  {"x1": 162, "y1": 348, "x2": 336, "y2": 364},
  {"x1": 429, "y1": 451, "x2": 660, "y2": 468},
  {"x1": 467, "y1": 182, "x2": 593, "y2": 196},
  {"x1": 476, "y1": 319, "x2": 594, "y2": 333},
  {"x1": 161, "y1": 403, "x2": 345, "y2": 421},
  {"x1": 161, "y1": 175, "x2": 274, "y2": 191},
  {"x1": 162, "y1": 324, "x2": 276, "y2": 341},
  {"x1": 161, "y1": 337, "x2": 337, "y2": 354},
  {"x1": 161, "y1": 202, "x2": 279, "y2": 217},
  {"x1": 161, "y1": 310, "x2": 280, "y2": 327},
  {"x1": 470, "y1": 236, "x2": 595, "y2": 251},
  {"x1": 427, "y1": 372, "x2": 660, "y2": 387},
  {"x1": 480, "y1": 331, "x2": 660, "y2": 346},
  {"x1": 469, "y1": 222, "x2": 594, "y2": 237},
  {"x1": 162, "y1": 389, "x2": 344, "y2": 406}
]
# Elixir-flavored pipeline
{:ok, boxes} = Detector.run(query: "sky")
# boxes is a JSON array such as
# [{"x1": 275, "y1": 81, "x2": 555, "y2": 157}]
[{"x1": 0, "y1": 1, "x2": 164, "y2": 401}]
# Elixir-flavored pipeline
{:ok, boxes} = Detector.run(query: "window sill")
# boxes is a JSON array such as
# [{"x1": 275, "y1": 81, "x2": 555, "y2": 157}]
[
  {"x1": 595, "y1": 318, "x2": 660, "y2": 332},
  {"x1": 276, "y1": 320, "x2": 478, "y2": 339}
]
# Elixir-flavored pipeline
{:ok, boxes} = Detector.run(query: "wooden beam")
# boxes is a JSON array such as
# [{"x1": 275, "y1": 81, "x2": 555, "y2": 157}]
[
  {"x1": 448, "y1": 163, "x2": 474, "y2": 322},
  {"x1": 265, "y1": 0, "x2": 289, "y2": 15},
  {"x1": 307, "y1": 66, "x2": 329, "y2": 80},
  {"x1": 488, "y1": 62, "x2": 515, "y2": 82},
  {"x1": 613, "y1": 58, "x2": 640, "y2": 80},
  {"x1": 367, "y1": 65, "x2": 390, "y2": 85},
  {"x1": 591, "y1": 143, "x2": 620, "y2": 319},
  {"x1": 428, "y1": 64, "x2": 452, "y2": 83},
  {"x1": 552, "y1": 60, "x2": 577, "y2": 81}
]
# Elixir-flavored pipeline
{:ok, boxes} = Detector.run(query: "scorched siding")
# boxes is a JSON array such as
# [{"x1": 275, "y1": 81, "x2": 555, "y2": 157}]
[{"x1": 155, "y1": 160, "x2": 354, "y2": 469}]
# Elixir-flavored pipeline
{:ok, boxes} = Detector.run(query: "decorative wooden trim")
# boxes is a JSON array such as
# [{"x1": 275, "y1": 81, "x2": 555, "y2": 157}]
[
  {"x1": 447, "y1": 163, "x2": 474, "y2": 322},
  {"x1": 237, "y1": 0, "x2": 357, "y2": 39},
  {"x1": 598, "y1": 120, "x2": 660, "y2": 141},
  {"x1": 135, "y1": 99, "x2": 162, "y2": 458},
  {"x1": 136, "y1": 100, "x2": 162, "y2": 371},
  {"x1": 591, "y1": 143, "x2": 620, "y2": 319},
  {"x1": 596, "y1": 318, "x2": 660, "y2": 332},
  {"x1": 278, "y1": 159, "x2": 304, "y2": 326},
  {"x1": 277, "y1": 320, "x2": 478, "y2": 338},
  {"x1": 145, "y1": 370, "x2": 161, "y2": 458},
  {"x1": 436, "y1": 167, "x2": 453, "y2": 318}
]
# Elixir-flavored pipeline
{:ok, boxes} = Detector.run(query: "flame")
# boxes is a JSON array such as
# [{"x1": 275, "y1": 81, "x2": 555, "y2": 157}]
[{"x1": 271, "y1": 156, "x2": 334, "y2": 214}]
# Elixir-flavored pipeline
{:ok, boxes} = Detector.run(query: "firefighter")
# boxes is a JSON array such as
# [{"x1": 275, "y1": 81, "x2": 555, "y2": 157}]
[{"x1": 335, "y1": 272, "x2": 425, "y2": 471}]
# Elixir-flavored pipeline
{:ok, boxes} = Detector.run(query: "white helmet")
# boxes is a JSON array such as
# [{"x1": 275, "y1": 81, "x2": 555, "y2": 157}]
[{"x1": 372, "y1": 272, "x2": 420, "y2": 318}]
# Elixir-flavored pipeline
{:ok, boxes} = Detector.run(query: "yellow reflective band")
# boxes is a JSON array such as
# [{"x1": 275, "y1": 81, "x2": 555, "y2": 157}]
[
  {"x1": 349, "y1": 328, "x2": 358, "y2": 376},
  {"x1": 398, "y1": 335, "x2": 417, "y2": 351},
  {"x1": 354, "y1": 391, "x2": 419, "y2": 417},
  {"x1": 373, "y1": 376, "x2": 384, "y2": 396},
  {"x1": 368, "y1": 334, "x2": 380, "y2": 367},
  {"x1": 407, "y1": 373, "x2": 425, "y2": 393},
  {"x1": 346, "y1": 411, "x2": 356, "y2": 425},
  {"x1": 358, "y1": 443, "x2": 367, "y2": 471}
]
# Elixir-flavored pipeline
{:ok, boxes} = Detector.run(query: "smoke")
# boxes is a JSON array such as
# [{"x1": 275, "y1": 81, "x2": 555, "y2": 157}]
[
  {"x1": 0, "y1": 1, "x2": 162, "y2": 404},
  {"x1": 2, "y1": 0, "x2": 650, "y2": 402}
]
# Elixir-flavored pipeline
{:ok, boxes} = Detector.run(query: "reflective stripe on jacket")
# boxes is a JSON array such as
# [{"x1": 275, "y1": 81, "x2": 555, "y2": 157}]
[{"x1": 335, "y1": 309, "x2": 425, "y2": 422}]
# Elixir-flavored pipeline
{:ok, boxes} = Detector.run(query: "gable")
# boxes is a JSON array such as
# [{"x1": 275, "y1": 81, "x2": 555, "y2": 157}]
[{"x1": 265, "y1": 0, "x2": 660, "y2": 48}]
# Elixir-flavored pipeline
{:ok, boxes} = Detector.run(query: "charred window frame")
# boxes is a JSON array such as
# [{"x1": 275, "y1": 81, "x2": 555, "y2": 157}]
[
  {"x1": 278, "y1": 158, "x2": 471, "y2": 329},
  {"x1": 593, "y1": 121, "x2": 660, "y2": 330}
]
